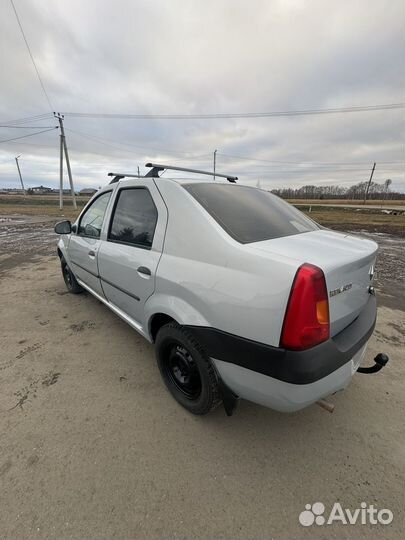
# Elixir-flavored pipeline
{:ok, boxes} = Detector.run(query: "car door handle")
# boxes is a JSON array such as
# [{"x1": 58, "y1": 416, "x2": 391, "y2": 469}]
[
  {"x1": 88, "y1": 250, "x2": 96, "y2": 257},
  {"x1": 137, "y1": 266, "x2": 151, "y2": 276}
]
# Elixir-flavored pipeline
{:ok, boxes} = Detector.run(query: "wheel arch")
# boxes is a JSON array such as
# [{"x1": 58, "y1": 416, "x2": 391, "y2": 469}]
[
  {"x1": 145, "y1": 294, "x2": 210, "y2": 342},
  {"x1": 149, "y1": 313, "x2": 177, "y2": 342},
  {"x1": 56, "y1": 237, "x2": 70, "y2": 262}
]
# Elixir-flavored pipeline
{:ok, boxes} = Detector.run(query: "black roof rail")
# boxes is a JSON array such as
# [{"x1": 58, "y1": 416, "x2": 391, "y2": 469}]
[
  {"x1": 145, "y1": 162, "x2": 237, "y2": 182},
  {"x1": 107, "y1": 163, "x2": 238, "y2": 184},
  {"x1": 107, "y1": 172, "x2": 143, "y2": 184}
]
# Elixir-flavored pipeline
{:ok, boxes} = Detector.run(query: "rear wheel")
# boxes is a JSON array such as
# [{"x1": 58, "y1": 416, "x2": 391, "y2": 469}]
[
  {"x1": 60, "y1": 256, "x2": 83, "y2": 294},
  {"x1": 155, "y1": 322, "x2": 222, "y2": 415}
]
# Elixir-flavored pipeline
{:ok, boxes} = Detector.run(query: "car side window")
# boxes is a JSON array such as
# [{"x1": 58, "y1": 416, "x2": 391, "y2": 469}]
[
  {"x1": 108, "y1": 188, "x2": 158, "y2": 249},
  {"x1": 78, "y1": 191, "x2": 111, "y2": 238}
]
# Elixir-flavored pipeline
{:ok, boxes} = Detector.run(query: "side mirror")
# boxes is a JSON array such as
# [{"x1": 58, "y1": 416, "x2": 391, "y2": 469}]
[{"x1": 54, "y1": 220, "x2": 72, "y2": 234}]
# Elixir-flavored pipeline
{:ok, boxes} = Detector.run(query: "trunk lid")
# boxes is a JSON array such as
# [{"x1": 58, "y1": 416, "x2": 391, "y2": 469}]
[{"x1": 250, "y1": 229, "x2": 377, "y2": 336}]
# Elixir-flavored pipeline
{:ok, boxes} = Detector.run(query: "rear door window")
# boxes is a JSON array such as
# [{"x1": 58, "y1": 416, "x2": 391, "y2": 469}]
[
  {"x1": 108, "y1": 187, "x2": 158, "y2": 249},
  {"x1": 183, "y1": 183, "x2": 319, "y2": 244}
]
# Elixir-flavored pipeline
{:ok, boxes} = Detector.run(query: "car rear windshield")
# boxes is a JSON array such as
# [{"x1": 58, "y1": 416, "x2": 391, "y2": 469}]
[{"x1": 183, "y1": 183, "x2": 319, "y2": 244}]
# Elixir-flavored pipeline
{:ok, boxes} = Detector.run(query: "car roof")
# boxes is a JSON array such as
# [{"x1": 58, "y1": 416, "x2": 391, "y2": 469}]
[
  {"x1": 113, "y1": 175, "x2": 230, "y2": 187},
  {"x1": 160, "y1": 176, "x2": 229, "y2": 185},
  {"x1": 95, "y1": 173, "x2": 235, "y2": 195}
]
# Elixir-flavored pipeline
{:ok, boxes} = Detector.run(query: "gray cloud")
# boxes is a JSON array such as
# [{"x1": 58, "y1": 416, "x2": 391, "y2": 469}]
[{"x1": 1, "y1": 0, "x2": 404, "y2": 191}]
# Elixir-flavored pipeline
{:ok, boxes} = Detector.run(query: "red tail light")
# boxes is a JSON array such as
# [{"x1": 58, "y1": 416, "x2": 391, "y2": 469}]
[{"x1": 280, "y1": 263, "x2": 330, "y2": 350}]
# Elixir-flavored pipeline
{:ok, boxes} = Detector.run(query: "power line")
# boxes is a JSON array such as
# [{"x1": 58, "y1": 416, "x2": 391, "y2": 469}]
[
  {"x1": 0, "y1": 124, "x2": 57, "y2": 129},
  {"x1": 0, "y1": 140, "x2": 58, "y2": 148},
  {"x1": 218, "y1": 152, "x2": 405, "y2": 167},
  {"x1": 235, "y1": 167, "x2": 403, "y2": 176},
  {"x1": 223, "y1": 165, "x2": 403, "y2": 178},
  {"x1": 60, "y1": 103, "x2": 405, "y2": 120},
  {"x1": 1, "y1": 124, "x2": 402, "y2": 174},
  {"x1": 65, "y1": 127, "x2": 212, "y2": 159},
  {"x1": 0, "y1": 127, "x2": 58, "y2": 144},
  {"x1": 0, "y1": 157, "x2": 51, "y2": 166},
  {"x1": 65, "y1": 128, "x2": 403, "y2": 171},
  {"x1": 225, "y1": 163, "x2": 404, "y2": 173},
  {"x1": 9, "y1": 0, "x2": 54, "y2": 111},
  {"x1": 0, "y1": 113, "x2": 52, "y2": 125}
]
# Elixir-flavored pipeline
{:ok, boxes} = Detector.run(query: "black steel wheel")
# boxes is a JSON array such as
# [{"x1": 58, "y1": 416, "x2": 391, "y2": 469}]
[
  {"x1": 165, "y1": 344, "x2": 202, "y2": 399},
  {"x1": 155, "y1": 322, "x2": 221, "y2": 415},
  {"x1": 60, "y1": 256, "x2": 83, "y2": 294}
]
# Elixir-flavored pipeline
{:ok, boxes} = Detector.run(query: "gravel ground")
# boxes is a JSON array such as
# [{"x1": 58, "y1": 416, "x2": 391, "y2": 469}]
[{"x1": 0, "y1": 216, "x2": 404, "y2": 540}]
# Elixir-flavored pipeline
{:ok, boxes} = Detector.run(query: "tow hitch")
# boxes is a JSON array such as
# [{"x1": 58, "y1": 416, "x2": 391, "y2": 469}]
[
  {"x1": 316, "y1": 353, "x2": 389, "y2": 414},
  {"x1": 357, "y1": 353, "x2": 389, "y2": 374}
]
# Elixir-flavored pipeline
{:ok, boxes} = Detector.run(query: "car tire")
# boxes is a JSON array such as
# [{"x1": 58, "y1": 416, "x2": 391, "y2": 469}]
[
  {"x1": 60, "y1": 256, "x2": 83, "y2": 294},
  {"x1": 155, "y1": 322, "x2": 222, "y2": 415}
]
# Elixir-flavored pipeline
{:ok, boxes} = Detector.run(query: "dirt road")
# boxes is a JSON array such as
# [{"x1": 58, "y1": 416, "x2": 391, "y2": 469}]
[{"x1": 0, "y1": 216, "x2": 404, "y2": 540}]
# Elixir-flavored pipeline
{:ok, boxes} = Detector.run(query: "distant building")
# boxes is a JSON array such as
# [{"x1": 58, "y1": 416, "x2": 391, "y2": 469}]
[
  {"x1": 79, "y1": 188, "x2": 97, "y2": 196},
  {"x1": 31, "y1": 185, "x2": 53, "y2": 194}
]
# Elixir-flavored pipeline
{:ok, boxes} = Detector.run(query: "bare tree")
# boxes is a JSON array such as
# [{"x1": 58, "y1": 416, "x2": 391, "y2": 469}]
[{"x1": 271, "y1": 180, "x2": 404, "y2": 201}]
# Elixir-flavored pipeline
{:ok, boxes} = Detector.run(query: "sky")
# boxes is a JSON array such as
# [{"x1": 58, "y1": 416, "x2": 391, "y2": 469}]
[{"x1": 0, "y1": 0, "x2": 404, "y2": 191}]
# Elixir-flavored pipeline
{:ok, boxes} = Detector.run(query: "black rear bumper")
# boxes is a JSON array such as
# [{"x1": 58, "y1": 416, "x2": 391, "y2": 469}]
[{"x1": 185, "y1": 294, "x2": 377, "y2": 385}]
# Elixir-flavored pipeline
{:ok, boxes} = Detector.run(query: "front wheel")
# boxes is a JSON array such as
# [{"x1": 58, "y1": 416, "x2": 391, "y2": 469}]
[
  {"x1": 60, "y1": 256, "x2": 83, "y2": 294},
  {"x1": 155, "y1": 323, "x2": 222, "y2": 415}
]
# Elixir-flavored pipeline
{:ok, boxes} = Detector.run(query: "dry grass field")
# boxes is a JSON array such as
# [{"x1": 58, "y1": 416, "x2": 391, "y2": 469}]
[
  {"x1": 0, "y1": 194, "x2": 88, "y2": 220},
  {"x1": 303, "y1": 207, "x2": 404, "y2": 236}
]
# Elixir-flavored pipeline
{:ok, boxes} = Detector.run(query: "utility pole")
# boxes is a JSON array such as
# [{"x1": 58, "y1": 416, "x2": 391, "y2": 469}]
[
  {"x1": 54, "y1": 113, "x2": 77, "y2": 210},
  {"x1": 59, "y1": 131, "x2": 63, "y2": 210},
  {"x1": 213, "y1": 149, "x2": 217, "y2": 181},
  {"x1": 364, "y1": 162, "x2": 376, "y2": 204},
  {"x1": 137, "y1": 166, "x2": 140, "y2": 177},
  {"x1": 15, "y1": 155, "x2": 26, "y2": 196}
]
